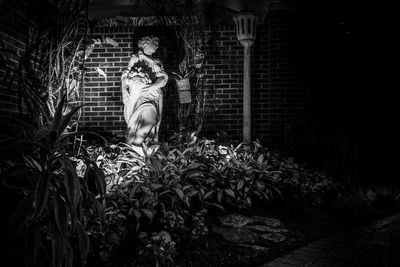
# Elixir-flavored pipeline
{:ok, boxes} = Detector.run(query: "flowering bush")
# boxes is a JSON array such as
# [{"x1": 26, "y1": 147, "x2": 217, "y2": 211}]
[
  {"x1": 190, "y1": 209, "x2": 209, "y2": 241},
  {"x1": 145, "y1": 231, "x2": 177, "y2": 266}
]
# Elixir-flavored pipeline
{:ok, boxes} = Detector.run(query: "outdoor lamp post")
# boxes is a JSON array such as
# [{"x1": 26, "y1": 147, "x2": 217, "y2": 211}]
[{"x1": 233, "y1": 8, "x2": 257, "y2": 143}]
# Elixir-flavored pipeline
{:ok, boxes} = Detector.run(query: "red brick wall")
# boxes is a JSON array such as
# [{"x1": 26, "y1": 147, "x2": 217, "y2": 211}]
[
  {"x1": 0, "y1": 1, "x2": 40, "y2": 118},
  {"x1": 81, "y1": 26, "x2": 181, "y2": 138},
  {"x1": 81, "y1": 10, "x2": 308, "y2": 149}
]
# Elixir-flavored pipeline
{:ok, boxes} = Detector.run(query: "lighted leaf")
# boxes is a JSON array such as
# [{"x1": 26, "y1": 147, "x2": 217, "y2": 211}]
[
  {"x1": 186, "y1": 190, "x2": 199, "y2": 198},
  {"x1": 203, "y1": 190, "x2": 215, "y2": 199},
  {"x1": 32, "y1": 173, "x2": 49, "y2": 220},
  {"x1": 173, "y1": 187, "x2": 185, "y2": 200},
  {"x1": 217, "y1": 190, "x2": 223, "y2": 203},
  {"x1": 257, "y1": 154, "x2": 264, "y2": 166},
  {"x1": 141, "y1": 209, "x2": 154, "y2": 221},
  {"x1": 150, "y1": 157, "x2": 162, "y2": 172},
  {"x1": 105, "y1": 37, "x2": 118, "y2": 47},
  {"x1": 151, "y1": 184, "x2": 163, "y2": 191},
  {"x1": 208, "y1": 202, "x2": 225, "y2": 212},
  {"x1": 237, "y1": 179, "x2": 244, "y2": 190},
  {"x1": 224, "y1": 188, "x2": 235, "y2": 198},
  {"x1": 141, "y1": 186, "x2": 152, "y2": 195},
  {"x1": 95, "y1": 67, "x2": 107, "y2": 78}
]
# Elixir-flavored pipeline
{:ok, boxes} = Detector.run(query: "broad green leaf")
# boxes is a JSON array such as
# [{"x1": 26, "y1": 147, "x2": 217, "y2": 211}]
[
  {"x1": 185, "y1": 162, "x2": 206, "y2": 171},
  {"x1": 91, "y1": 163, "x2": 106, "y2": 197},
  {"x1": 230, "y1": 182, "x2": 236, "y2": 190},
  {"x1": 205, "y1": 178, "x2": 216, "y2": 184},
  {"x1": 34, "y1": 126, "x2": 52, "y2": 141},
  {"x1": 50, "y1": 221, "x2": 64, "y2": 267},
  {"x1": 150, "y1": 157, "x2": 162, "y2": 172},
  {"x1": 172, "y1": 187, "x2": 184, "y2": 200},
  {"x1": 217, "y1": 190, "x2": 223, "y2": 203},
  {"x1": 186, "y1": 171, "x2": 205, "y2": 180},
  {"x1": 246, "y1": 196, "x2": 252, "y2": 206},
  {"x1": 181, "y1": 147, "x2": 195, "y2": 156},
  {"x1": 32, "y1": 173, "x2": 50, "y2": 219},
  {"x1": 118, "y1": 169, "x2": 129, "y2": 177},
  {"x1": 59, "y1": 104, "x2": 83, "y2": 134},
  {"x1": 141, "y1": 185, "x2": 152, "y2": 194},
  {"x1": 86, "y1": 191, "x2": 105, "y2": 227},
  {"x1": 61, "y1": 157, "x2": 81, "y2": 212},
  {"x1": 23, "y1": 155, "x2": 42, "y2": 172},
  {"x1": 182, "y1": 185, "x2": 193, "y2": 191},
  {"x1": 203, "y1": 190, "x2": 215, "y2": 200},
  {"x1": 199, "y1": 187, "x2": 205, "y2": 196},
  {"x1": 77, "y1": 197, "x2": 83, "y2": 222},
  {"x1": 159, "y1": 189, "x2": 171, "y2": 197},
  {"x1": 224, "y1": 188, "x2": 235, "y2": 198},
  {"x1": 142, "y1": 142, "x2": 149, "y2": 157},
  {"x1": 52, "y1": 94, "x2": 66, "y2": 133},
  {"x1": 256, "y1": 180, "x2": 265, "y2": 189},
  {"x1": 53, "y1": 194, "x2": 68, "y2": 238},
  {"x1": 106, "y1": 232, "x2": 121, "y2": 245},
  {"x1": 186, "y1": 190, "x2": 199, "y2": 198},
  {"x1": 237, "y1": 179, "x2": 244, "y2": 190},
  {"x1": 184, "y1": 197, "x2": 191, "y2": 208},
  {"x1": 151, "y1": 184, "x2": 164, "y2": 191},
  {"x1": 130, "y1": 183, "x2": 140, "y2": 199},
  {"x1": 141, "y1": 208, "x2": 154, "y2": 221},
  {"x1": 257, "y1": 154, "x2": 264, "y2": 166},
  {"x1": 133, "y1": 209, "x2": 142, "y2": 220},
  {"x1": 207, "y1": 202, "x2": 225, "y2": 212},
  {"x1": 262, "y1": 192, "x2": 271, "y2": 202},
  {"x1": 75, "y1": 221, "x2": 89, "y2": 264},
  {"x1": 78, "y1": 155, "x2": 106, "y2": 197}
]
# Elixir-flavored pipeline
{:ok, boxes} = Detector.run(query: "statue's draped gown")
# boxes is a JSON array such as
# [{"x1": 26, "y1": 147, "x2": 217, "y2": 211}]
[{"x1": 121, "y1": 51, "x2": 168, "y2": 144}]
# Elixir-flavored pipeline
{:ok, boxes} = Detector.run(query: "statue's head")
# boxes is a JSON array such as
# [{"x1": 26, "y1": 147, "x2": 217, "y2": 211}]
[{"x1": 138, "y1": 35, "x2": 159, "y2": 55}]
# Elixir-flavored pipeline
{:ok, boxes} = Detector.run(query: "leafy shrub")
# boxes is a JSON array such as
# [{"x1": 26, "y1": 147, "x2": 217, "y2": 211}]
[
  {"x1": 80, "y1": 132, "x2": 342, "y2": 265},
  {"x1": 58, "y1": 130, "x2": 343, "y2": 266},
  {"x1": 269, "y1": 155, "x2": 343, "y2": 208},
  {"x1": 334, "y1": 187, "x2": 377, "y2": 212},
  {"x1": 80, "y1": 135, "x2": 284, "y2": 265},
  {"x1": 0, "y1": 97, "x2": 106, "y2": 267}
]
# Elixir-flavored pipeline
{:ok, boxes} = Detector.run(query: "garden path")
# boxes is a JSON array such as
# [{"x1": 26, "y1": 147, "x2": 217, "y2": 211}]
[{"x1": 261, "y1": 213, "x2": 400, "y2": 267}]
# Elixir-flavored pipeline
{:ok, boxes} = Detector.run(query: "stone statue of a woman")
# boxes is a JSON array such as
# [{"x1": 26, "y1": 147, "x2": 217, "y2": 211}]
[{"x1": 121, "y1": 36, "x2": 168, "y2": 146}]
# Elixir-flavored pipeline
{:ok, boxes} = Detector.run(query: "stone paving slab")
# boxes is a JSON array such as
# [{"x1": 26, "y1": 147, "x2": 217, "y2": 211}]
[{"x1": 261, "y1": 214, "x2": 400, "y2": 267}]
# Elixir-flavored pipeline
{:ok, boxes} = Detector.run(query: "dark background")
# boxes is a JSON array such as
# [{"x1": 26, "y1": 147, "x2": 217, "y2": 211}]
[{"x1": 289, "y1": 0, "x2": 396, "y2": 185}]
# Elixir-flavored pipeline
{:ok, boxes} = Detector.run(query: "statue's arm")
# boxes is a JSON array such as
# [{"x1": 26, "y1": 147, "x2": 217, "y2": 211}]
[
  {"x1": 121, "y1": 55, "x2": 139, "y2": 103},
  {"x1": 121, "y1": 55, "x2": 139, "y2": 80},
  {"x1": 146, "y1": 60, "x2": 168, "y2": 94},
  {"x1": 154, "y1": 70, "x2": 168, "y2": 88}
]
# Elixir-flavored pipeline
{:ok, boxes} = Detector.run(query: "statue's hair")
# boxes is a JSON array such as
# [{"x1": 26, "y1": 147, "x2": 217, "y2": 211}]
[{"x1": 138, "y1": 35, "x2": 159, "y2": 49}]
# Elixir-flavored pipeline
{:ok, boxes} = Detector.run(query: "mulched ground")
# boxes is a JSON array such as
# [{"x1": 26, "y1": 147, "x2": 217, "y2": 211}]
[{"x1": 173, "y1": 204, "x2": 388, "y2": 267}]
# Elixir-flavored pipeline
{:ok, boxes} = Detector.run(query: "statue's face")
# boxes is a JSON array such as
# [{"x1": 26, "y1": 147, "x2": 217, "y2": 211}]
[{"x1": 143, "y1": 40, "x2": 159, "y2": 55}]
